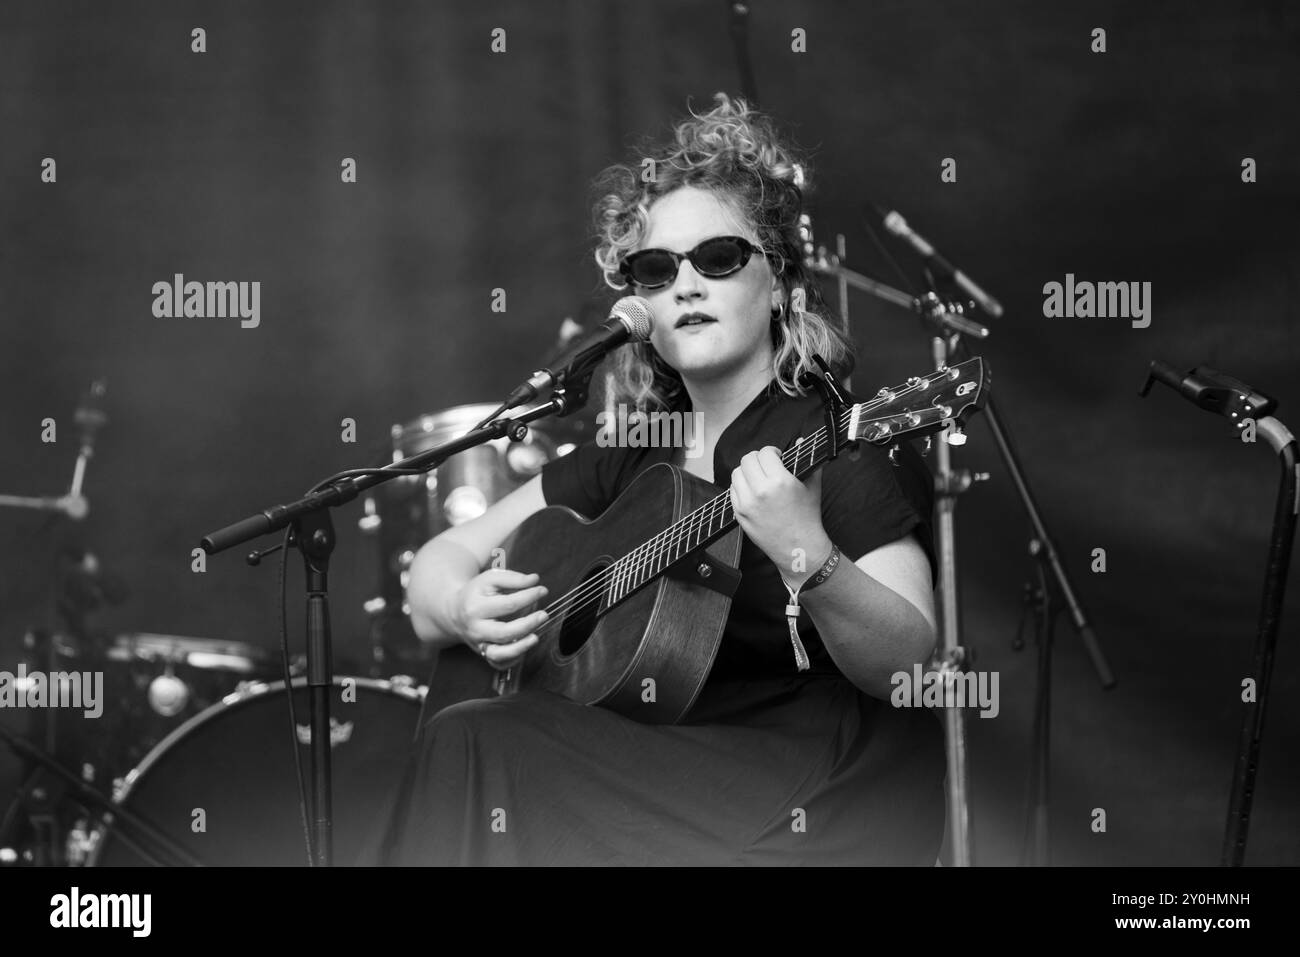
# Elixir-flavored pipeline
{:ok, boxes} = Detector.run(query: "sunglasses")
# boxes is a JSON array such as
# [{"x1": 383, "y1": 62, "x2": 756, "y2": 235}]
[{"x1": 619, "y1": 236, "x2": 762, "y2": 289}]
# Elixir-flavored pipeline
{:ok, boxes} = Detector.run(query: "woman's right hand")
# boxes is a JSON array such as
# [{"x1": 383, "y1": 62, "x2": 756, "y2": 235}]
[{"x1": 449, "y1": 568, "x2": 549, "y2": 670}]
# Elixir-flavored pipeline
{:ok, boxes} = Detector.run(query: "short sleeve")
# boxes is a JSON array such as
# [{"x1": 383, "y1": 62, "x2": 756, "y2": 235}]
[
  {"x1": 540, "y1": 437, "x2": 651, "y2": 519},
  {"x1": 819, "y1": 439, "x2": 937, "y2": 583}
]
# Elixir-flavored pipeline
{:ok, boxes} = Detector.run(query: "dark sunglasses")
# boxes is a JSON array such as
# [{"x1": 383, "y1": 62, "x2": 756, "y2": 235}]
[{"x1": 619, "y1": 235, "x2": 761, "y2": 289}]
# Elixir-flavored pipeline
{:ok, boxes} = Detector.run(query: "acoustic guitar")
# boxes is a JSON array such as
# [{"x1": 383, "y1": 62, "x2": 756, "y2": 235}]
[{"x1": 429, "y1": 358, "x2": 988, "y2": 724}]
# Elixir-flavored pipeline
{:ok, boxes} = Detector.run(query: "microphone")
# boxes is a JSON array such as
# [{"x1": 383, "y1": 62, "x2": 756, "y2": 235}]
[
  {"x1": 869, "y1": 204, "x2": 1004, "y2": 318},
  {"x1": 1139, "y1": 361, "x2": 1277, "y2": 422},
  {"x1": 503, "y1": 296, "x2": 653, "y2": 410}
]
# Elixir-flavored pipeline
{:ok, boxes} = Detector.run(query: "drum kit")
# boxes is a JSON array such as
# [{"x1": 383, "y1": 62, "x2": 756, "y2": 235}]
[
  {"x1": 0, "y1": 398, "x2": 582, "y2": 867},
  {"x1": 360, "y1": 403, "x2": 580, "y2": 679}
]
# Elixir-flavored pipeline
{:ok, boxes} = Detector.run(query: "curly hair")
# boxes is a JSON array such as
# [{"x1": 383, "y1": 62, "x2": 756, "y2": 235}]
[{"x1": 590, "y1": 92, "x2": 854, "y2": 413}]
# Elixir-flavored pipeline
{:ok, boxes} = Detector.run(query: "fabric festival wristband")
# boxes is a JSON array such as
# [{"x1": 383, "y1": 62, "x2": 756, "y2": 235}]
[
  {"x1": 781, "y1": 544, "x2": 841, "y2": 672},
  {"x1": 799, "y1": 543, "x2": 841, "y2": 594}
]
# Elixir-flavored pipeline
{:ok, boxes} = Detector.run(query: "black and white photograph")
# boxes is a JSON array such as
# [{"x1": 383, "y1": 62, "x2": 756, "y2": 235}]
[{"x1": 1, "y1": 0, "x2": 1296, "y2": 925}]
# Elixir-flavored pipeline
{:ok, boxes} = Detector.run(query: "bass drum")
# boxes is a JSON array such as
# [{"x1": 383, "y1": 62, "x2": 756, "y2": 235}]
[{"x1": 86, "y1": 676, "x2": 424, "y2": 866}]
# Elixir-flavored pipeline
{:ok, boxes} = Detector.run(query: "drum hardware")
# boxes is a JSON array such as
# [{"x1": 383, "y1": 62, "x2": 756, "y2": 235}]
[
  {"x1": 86, "y1": 677, "x2": 424, "y2": 867},
  {"x1": 0, "y1": 381, "x2": 137, "y2": 866},
  {"x1": 387, "y1": 674, "x2": 421, "y2": 692},
  {"x1": 60, "y1": 632, "x2": 279, "y2": 781},
  {"x1": 6, "y1": 543, "x2": 130, "y2": 861},
  {"x1": 199, "y1": 387, "x2": 593, "y2": 866},
  {"x1": 295, "y1": 715, "x2": 353, "y2": 747},
  {"x1": 146, "y1": 665, "x2": 188, "y2": 717},
  {"x1": 0, "y1": 722, "x2": 198, "y2": 867},
  {"x1": 3, "y1": 623, "x2": 287, "y2": 868},
  {"x1": 360, "y1": 403, "x2": 583, "y2": 681},
  {"x1": 107, "y1": 632, "x2": 275, "y2": 674},
  {"x1": 0, "y1": 379, "x2": 106, "y2": 523}
]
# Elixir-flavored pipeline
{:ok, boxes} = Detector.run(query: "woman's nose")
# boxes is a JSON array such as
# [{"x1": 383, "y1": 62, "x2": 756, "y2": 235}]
[{"x1": 672, "y1": 259, "x2": 705, "y2": 300}]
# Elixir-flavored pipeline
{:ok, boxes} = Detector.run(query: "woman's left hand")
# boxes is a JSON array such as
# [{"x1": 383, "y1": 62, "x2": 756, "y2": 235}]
[{"x1": 730, "y1": 446, "x2": 832, "y2": 586}]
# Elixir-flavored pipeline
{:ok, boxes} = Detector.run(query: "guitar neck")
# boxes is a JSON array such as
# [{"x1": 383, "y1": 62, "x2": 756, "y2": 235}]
[
  {"x1": 609, "y1": 407, "x2": 861, "y2": 599},
  {"x1": 563, "y1": 357, "x2": 985, "y2": 615}
]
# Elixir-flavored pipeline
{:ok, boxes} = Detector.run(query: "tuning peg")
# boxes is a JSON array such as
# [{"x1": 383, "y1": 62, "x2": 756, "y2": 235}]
[{"x1": 946, "y1": 425, "x2": 967, "y2": 446}]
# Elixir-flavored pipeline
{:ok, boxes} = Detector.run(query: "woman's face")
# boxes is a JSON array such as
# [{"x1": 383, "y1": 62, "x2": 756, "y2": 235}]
[{"x1": 632, "y1": 186, "x2": 779, "y2": 388}]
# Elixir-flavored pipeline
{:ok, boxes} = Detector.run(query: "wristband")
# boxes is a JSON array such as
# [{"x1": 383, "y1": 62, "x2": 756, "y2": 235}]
[
  {"x1": 798, "y1": 544, "x2": 841, "y2": 594},
  {"x1": 780, "y1": 543, "x2": 841, "y2": 672}
]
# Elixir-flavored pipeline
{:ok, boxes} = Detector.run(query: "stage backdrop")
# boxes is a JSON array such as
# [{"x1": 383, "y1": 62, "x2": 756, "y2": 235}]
[{"x1": 2, "y1": 0, "x2": 1297, "y2": 865}]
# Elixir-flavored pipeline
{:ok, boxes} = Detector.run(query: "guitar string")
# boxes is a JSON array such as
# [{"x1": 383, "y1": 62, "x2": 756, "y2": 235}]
[
  {"x1": 585, "y1": 376, "x2": 952, "y2": 614},
  {"x1": 530, "y1": 410, "x2": 875, "y2": 637},
  {"x1": 591, "y1": 408, "x2": 897, "y2": 612},
  {"x1": 537, "y1": 394, "x2": 941, "y2": 633},
  {"x1": 524, "y1": 376, "x2": 958, "y2": 638},
  {"x1": 612, "y1": 392, "x2": 891, "y2": 600},
  {"x1": 531, "y1": 414, "x2": 884, "y2": 641},
  {"x1": 530, "y1": 381, "x2": 957, "y2": 637},
  {"x1": 611, "y1": 405, "x2": 848, "y2": 607}
]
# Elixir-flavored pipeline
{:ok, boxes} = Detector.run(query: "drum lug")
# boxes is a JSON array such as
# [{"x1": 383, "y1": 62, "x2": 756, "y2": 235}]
[
  {"x1": 357, "y1": 495, "x2": 382, "y2": 533},
  {"x1": 65, "y1": 817, "x2": 96, "y2": 867}
]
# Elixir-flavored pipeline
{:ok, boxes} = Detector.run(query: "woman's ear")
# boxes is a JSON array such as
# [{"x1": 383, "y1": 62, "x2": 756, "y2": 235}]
[{"x1": 770, "y1": 278, "x2": 785, "y2": 314}]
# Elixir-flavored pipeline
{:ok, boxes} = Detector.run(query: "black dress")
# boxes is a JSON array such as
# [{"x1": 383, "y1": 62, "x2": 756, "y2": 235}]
[{"x1": 379, "y1": 378, "x2": 947, "y2": 865}]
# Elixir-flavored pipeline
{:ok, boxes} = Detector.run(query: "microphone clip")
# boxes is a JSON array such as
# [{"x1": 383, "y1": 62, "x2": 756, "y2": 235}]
[{"x1": 1140, "y1": 361, "x2": 1277, "y2": 422}]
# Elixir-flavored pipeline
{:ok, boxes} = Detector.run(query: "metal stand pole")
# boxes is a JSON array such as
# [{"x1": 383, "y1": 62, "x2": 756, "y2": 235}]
[{"x1": 929, "y1": 330, "x2": 984, "y2": 866}]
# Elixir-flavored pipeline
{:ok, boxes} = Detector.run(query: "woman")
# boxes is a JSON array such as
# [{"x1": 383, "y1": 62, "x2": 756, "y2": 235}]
[{"x1": 381, "y1": 93, "x2": 946, "y2": 865}]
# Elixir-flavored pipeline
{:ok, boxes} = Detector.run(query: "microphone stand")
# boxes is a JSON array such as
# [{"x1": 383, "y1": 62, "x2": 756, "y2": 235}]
[
  {"x1": 807, "y1": 257, "x2": 986, "y2": 864},
  {"x1": 945, "y1": 317, "x2": 1117, "y2": 868},
  {"x1": 920, "y1": 289, "x2": 986, "y2": 869},
  {"x1": 1221, "y1": 415, "x2": 1295, "y2": 865},
  {"x1": 1139, "y1": 362, "x2": 1296, "y2": 865},
  {"x1": 199, "y1": 377, "x2": 593, "y2": 866},
  {"x1": 724, "y1": 0, "x2": 759, "y2": 106},
  {"x1": 1014, "y1": 539, "x2": 1062, "y2": 866},
  {"x1": 810, "y1": 254, "x2": 1115, "y2": 867}
]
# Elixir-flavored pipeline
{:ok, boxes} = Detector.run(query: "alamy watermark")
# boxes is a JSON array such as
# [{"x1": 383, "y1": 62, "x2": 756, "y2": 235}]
[
  {"x1": 0, "y1": 664, "x2": 103, "y2": 719},
  {"x1": 596, "y1": 404, "x2": 703, "y2": 457},
  {"x1": 1042, "y1": 274, "x2": 1151, "y2": 328},
  {"x1": 890, "y1": 664, "x2": 999, "y2": 719},
  {"x1": 152, "y1": 274, "x2": 260, "y2": 328},
  {"x1": 50, "y1": 887, "x2": 150, "y2": 936}
]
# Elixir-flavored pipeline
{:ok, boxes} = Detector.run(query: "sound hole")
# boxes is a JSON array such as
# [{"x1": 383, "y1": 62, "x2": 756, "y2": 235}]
[{"x1": 556, "y1": 563, "x2": 608, "y2": 657}]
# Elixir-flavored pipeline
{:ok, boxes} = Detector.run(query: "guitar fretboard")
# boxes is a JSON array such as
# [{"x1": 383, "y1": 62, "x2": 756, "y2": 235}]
[{"x1": 603, "y1": 402, "x2": 865, "y2": 605}]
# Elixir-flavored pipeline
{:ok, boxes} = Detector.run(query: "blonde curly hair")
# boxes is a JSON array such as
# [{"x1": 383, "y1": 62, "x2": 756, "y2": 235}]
[{"x1": 590, "y1": 92, "x2": 854, "y2": 413}]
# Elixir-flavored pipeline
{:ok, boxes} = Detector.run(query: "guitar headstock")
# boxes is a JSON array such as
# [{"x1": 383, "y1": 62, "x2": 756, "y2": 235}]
[{"x1": 846, "y1": 357, "x2": 989, "y2": 446}]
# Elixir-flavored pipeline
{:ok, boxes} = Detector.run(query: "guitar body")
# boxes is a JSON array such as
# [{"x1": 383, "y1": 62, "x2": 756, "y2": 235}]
[
  {"x1": 499, "y1": 463, "x2": 743, "y2": 724},
  {"x1": 418, "y1": 358, "x2": 988, "y2": 727}
]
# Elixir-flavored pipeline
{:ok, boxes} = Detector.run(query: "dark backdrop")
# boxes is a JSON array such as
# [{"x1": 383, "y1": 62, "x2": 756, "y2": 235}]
[{"x1": 2, "y1": 0, "x2": 1297, "y2": 866}]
